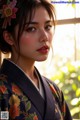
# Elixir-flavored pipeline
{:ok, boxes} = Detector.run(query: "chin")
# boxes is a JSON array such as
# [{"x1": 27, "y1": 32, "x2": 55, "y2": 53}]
[{"x1": 36, "y1": 57, "x2": 48, "y2": 62}]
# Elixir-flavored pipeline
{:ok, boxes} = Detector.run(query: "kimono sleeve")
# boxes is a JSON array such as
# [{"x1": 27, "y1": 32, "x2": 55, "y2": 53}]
[
  {"x1": 61, "y1": 91, "x2": 72, "y2": 120},
  {"x1": 47, "y1": 79, "x2": 72, "y2": 120},
  {"x1": 0, "y1": 74, "x2": 8, "y2": 111},
  {"x1": 64, "y1": 102, "x2": 72, "y2": 120},
  {"x1": 54, "y1": 83, "x2": 72, "y2": 120}
]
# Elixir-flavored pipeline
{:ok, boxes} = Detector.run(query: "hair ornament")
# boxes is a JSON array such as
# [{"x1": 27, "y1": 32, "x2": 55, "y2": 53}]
[{"x1": 0, "y1": 0, "x2": 18, "y2": 29}]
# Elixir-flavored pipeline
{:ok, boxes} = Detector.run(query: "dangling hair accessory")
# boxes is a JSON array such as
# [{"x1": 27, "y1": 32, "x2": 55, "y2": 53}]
[{"x1": 0, "y1": 0, "x2": 18, "y2": 29}]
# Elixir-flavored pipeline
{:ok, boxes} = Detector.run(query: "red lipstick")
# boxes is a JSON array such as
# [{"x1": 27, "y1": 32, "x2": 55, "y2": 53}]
[{"x1": 37, "y1": 45, "x2": 49, "y2": 54}]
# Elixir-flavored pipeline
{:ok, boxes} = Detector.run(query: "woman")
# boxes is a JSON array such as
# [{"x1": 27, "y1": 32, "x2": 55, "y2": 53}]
[{"x1": 0, "y1": 0, "x2": 72, "y2": 119}]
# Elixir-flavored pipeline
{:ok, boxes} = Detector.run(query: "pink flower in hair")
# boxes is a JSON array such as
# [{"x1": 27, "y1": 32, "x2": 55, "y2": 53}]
[{"x1": 0, "y1": 0, "x2": 18, "y2": 29}]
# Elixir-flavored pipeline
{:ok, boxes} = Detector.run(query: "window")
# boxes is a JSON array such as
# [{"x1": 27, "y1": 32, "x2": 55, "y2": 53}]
[{"x1": 35, "y1": 1, "x2": 80, "y2": 77}]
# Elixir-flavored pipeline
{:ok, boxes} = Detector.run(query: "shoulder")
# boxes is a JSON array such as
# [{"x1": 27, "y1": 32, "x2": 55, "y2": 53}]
[
  {"x1": 42, "y1": 76, "x2": 68, "y2": 118},
  {"x1": 0, "y1": 74, "x2": 8, "y2": 94},
  {"x1": 42, "y1": 76, "x2": 64, "y2": 104},
  {"x1": 0, "y1": 73, "x2": 8, "y2": 83},
  {"x1": 42, "y1": 76, "x2": 62, "y2": 95}
]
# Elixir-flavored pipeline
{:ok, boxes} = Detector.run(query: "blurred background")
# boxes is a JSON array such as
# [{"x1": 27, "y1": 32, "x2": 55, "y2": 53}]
[
  {"x1": 0, "y1": 0, "x2": 80, "y2": 119},
  {"x1": 35, "y1": 0, "x2": 80, "y2": 119}
]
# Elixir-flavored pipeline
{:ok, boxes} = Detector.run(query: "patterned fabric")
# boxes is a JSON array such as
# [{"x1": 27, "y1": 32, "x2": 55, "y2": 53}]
[
  {"x1": 0, "y1": 59, "x2": 72, "y2": 120},
  {"x1": 0, "y1": 75, "x2": 38, "y2": 120}
]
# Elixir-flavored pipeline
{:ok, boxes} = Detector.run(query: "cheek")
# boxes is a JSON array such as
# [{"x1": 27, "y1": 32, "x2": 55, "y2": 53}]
[
  {"x1": 49, "y1": 32, "x2": 54, "y2": 42},
  {"x1": 20, "y1": 35, "x2": 32, "y2": 47},
  {"x1": 51, "y1": 28, "x2": 54, "y2": 38}
]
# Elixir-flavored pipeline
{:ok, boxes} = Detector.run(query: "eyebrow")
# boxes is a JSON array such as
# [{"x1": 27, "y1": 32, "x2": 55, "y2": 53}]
[{"x1": 25, "y1": 20, "x2": 53, "y2": 25}]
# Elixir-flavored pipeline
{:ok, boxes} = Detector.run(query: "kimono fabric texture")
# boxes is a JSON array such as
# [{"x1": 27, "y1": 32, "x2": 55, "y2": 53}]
[{"x1": 0, "y1": 59, "x2": 72, "y2": 120}]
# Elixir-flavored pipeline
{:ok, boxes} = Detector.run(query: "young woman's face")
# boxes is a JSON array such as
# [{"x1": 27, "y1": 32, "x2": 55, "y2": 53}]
[{"x1": 12, "y1": 6, "x2": 54, "y2": 62}]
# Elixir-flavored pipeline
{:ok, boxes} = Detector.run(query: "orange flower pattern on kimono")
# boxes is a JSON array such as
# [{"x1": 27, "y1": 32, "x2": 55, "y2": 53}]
[{"x1": 0, "y1": 59, "x2": 72, "y2": 120}]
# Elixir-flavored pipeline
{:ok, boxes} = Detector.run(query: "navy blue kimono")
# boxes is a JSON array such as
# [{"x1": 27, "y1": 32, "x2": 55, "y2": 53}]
[{"x1": 0, "y1": 59, "x2": 72, "y2": 120}]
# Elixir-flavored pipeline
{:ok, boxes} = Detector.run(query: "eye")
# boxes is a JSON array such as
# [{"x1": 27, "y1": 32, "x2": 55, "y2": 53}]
[
  {"x1": 25, "y1": 27, "x2": 36, "y2": 32},
  {"x1": 45, "y1": 25, "x2": 52, "y2": 31}
]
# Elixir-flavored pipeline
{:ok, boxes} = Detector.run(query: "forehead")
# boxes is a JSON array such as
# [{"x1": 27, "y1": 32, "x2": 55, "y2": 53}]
[{"x1": 30, "y1": 6, "x2": 50, "y2": 22}]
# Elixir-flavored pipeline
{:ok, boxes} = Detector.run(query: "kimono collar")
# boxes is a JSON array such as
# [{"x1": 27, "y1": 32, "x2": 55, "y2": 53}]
[{"x1": 0, "y1": 59, "x2": 57, "y2": 120}]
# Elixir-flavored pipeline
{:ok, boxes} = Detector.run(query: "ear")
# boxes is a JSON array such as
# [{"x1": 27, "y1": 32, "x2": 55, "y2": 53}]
[{"x1": 3, "y1": 31, "x2": 14, "y2": 45}]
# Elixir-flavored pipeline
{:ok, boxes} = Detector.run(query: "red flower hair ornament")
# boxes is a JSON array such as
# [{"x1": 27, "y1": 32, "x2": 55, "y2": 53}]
[{"x1": 0, "y1": 0, "x2": 18, "y2": 29}]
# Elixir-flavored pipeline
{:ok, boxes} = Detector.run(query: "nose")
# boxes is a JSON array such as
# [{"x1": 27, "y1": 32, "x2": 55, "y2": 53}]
[{"x1": 39, "y1": 29, "x2": 48, "y2": 42}]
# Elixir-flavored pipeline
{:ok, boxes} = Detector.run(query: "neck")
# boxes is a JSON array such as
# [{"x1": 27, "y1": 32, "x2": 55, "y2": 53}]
[
  {"x1": 11, "y1": 58, "x2": 34, "y2": 75},
  {"x1": 10, "y1": 56, "x2": 39, "y2": 88}
]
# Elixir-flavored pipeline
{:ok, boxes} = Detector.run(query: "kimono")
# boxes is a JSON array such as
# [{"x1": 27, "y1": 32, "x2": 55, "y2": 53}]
[{"x1": 0, "y1": 59, "x2": 72, "y2": 120}]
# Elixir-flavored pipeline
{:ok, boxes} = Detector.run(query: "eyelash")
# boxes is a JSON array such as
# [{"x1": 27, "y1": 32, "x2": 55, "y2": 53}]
[
  {"x1": 45, "y1": 25, "x2": 52, "y2": 30},
  {"x1": 25, "y1": 25, "x2": 52, "y2": 32},
  {"x1": 25, "y1": 27, "x2": 36, "y2": 32}
]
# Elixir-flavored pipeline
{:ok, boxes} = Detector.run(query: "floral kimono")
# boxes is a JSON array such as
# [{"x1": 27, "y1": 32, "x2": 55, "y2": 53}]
[{"x1": 0, "y1": 59, "x2": 72, "y2": 120}]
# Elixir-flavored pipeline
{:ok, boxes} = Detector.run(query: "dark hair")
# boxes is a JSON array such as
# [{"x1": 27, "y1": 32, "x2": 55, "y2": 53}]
[{"x1": 0, "y1": 0, "x2": 56, "y2": 54}]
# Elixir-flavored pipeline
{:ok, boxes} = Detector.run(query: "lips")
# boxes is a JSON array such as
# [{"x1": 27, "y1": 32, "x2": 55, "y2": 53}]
[{"x1": 37, "y1": 45, "x2": 49, "y2": 54}]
